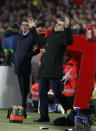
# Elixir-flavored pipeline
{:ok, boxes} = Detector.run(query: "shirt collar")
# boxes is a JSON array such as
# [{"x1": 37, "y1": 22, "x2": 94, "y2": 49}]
[{"x1": 23, "y1": 31, "x2": 29, "y2": 36}]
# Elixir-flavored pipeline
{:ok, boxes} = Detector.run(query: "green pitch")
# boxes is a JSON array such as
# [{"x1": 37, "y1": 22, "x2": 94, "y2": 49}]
[{"x1": 0, "y1": 109, "x2": 95, "y2": 131}]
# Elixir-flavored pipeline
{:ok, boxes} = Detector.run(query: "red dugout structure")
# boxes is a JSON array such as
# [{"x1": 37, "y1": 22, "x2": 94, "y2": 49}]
[{"x1": 67, "y1": 35, "x2": 96, "y2": 109}]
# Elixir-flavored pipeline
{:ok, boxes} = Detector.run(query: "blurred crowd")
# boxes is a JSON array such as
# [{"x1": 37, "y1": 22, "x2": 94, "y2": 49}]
[{"x1": 0, "y1": 0, "x2": 96, "y2": 36}]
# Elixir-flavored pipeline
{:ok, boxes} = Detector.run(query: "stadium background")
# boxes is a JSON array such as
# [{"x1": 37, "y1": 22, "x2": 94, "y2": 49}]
[
  {"x1": 0, "y1": 0, "x2": 96, "y2": 36},
  {"x1": 0, "y1": 0, "x2": 96, "y2": 131}
]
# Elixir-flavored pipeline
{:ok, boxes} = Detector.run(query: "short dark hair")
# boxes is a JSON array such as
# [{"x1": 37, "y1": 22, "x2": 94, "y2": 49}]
[
  {"x1": 60, "y1": 18, "x2": 65, "y2": 22},
  {"x1": 21, "y1": 19, "x2": 28, "y2": 25},
  {"x1": 11, "y1": 23, "x2": 20, "y2": 30}
]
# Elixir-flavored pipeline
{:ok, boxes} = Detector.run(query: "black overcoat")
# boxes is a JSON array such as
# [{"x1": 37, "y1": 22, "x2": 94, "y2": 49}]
[{"x1": 38, "y1": 28, "x2": 73, "y2": 79}]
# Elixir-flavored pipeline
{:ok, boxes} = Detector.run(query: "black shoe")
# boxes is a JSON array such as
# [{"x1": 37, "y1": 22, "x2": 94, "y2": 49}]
[{"x1": 34, "y1": 118, "x2": 49, "y2": 122}]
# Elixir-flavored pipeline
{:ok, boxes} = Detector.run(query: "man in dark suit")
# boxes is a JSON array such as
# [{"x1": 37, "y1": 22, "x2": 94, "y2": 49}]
[
  {"x1": 14, "y1": 18, "x2": 40, "y2": 118},
  {"x1": 34, "y1": 17, "x2": 73, "y2": 122}
]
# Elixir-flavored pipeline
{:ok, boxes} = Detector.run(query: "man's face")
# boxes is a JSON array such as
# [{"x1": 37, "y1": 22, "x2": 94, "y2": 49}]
[
  {"x1": 54, "y1": 20, "x2": 65, "y2": 32},
  {"x1": 21, "y1": 21, "x2": 29, "y2": 33}
]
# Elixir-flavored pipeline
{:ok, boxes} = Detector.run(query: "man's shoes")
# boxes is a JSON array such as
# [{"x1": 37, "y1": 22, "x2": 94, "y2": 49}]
[{"x1": 34, "y1": 118, "x2": 49, "y2": 122}]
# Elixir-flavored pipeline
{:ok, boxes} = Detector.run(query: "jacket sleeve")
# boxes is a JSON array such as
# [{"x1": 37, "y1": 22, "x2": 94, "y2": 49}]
[
  {"x1": 30, "y1": 27, "x2": 47, "y2": 45},
  {"x1": 62, "y1": 27, "x2": 73, "y2": 46},
  {"x1": 32, "y1": 48, "x2": 40, "y2": 57},
  {"x1": 26, "y1": 48, "x2": 40, "y2": 60}
]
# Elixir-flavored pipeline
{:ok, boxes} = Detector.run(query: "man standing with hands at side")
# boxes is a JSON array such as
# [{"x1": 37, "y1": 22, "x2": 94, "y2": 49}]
[
  {"x1": 14, "y1": 17, "x2": 41, "y2": 118},
  {"x1": 34, "y1": 16, "x2": 73, "y2": 122}
]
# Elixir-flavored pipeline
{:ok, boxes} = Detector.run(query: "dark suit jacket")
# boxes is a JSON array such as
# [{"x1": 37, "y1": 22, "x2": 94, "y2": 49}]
[{"x1": 14, "y1": 28, "x2": 40, "y2": 75}]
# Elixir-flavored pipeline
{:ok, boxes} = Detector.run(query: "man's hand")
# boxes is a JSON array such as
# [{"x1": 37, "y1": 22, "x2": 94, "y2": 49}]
[
  {"x1": 64, "y1": 16, "x2": 70, "y2": 28},
  {"x1": 40, "y1": 48, "x2": 45, "y2": 53},
  {"x1": 28, "y1": 17, "x2": 36, "y2": 28}
]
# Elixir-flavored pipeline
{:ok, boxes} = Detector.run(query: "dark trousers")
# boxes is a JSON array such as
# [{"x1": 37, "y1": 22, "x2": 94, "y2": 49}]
[
  {"x1": 17, "y1": 74, "x2": 30, "y2": 108},
  {"x1": 39, "y1": 78, "x2": 74, "y2": 119}
]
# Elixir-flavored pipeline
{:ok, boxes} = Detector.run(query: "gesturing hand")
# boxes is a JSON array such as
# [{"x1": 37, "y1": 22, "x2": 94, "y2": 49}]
[
  {"x1": 28, "y1": 17, "x2": 36, "y2": 28},
  {"x1": 64, "y1": 16, "x2": 70, "y2": 28}
]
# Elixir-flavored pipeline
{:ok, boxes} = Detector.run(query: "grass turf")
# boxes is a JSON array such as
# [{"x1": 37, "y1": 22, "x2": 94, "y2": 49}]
[{"x1": 0, "y1": 109, "x2": 95, "y2": 131}]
